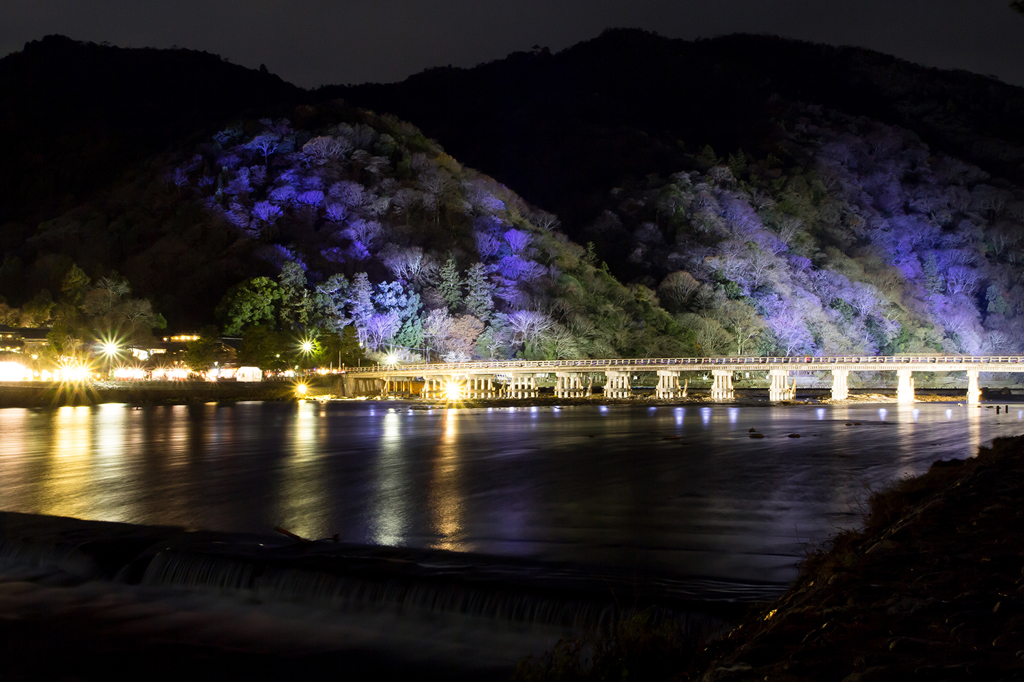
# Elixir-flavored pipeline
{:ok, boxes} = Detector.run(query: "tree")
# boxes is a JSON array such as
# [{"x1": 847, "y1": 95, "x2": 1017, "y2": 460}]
[
  {"x1": 363, "y1": 313, "x2": 401, "y2": 350},
  {"x1": 218, "y1": 277, "x2": 284, "y2": 335},
  {"x1": 21, "y1": 290, "x2": 54, "y2": 327},
  {"x1": 238, "y1": 325, "x2": 289, "y2": 370},
  {"x1": 183, "y1": 326, "x2": 220, "y2": 373},
  {"x1": 347, "y1": 272, "x2": 375, "y2": 338},
  {"x1": 464, "y1": 263, "x2": 494, "y2": 321},
  {"x1": 437, "y1": 258, "x2": 462, "y2": 309},
  {"x1": 446, "y1": 315, "x2": 484, "y2": 360},
  {"x1": 657, "y1": 271, "x2": 701, "y2": 313},
  {"x1": 248, "y1": 134, "x2": 278, "y2": 164},
  {"x1": 277, "y1": 262, "x2": 314, "y2": 332},
  {"x1": 313, "y1": 274, "x2": 350, "y2": 333},
  {"x1": 60, "y1": 264, "x2": 90, "y2": 305},
  {"x1": 322, "y1": 325, "x2": 366, "y2": 367}
]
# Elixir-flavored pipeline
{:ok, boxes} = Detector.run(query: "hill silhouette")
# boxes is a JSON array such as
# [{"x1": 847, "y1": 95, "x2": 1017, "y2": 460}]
[
  {"x1": 333, "y1": 29, "x2": 1024, "y2": 246},
  {"x1": 0, "y1": 35, "x2": 304, "y2": 228}
]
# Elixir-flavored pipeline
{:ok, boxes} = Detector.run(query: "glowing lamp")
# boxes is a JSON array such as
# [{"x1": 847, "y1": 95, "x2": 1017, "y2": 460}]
[
  {"x1": 443, "y1": 380, "x2": 463, "y2": 402},
  {"x1": 0, "y1": 362, "x2": 29, "y2": 382}
]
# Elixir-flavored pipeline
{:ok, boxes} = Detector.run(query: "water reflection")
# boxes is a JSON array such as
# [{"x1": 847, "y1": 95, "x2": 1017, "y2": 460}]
[
  {"x1": 41, "y1": 406, "x2": 93, "y2": 518},
  {"x1": 277, "y1": 401, "x2": 327, "y2": 539},
  {"x1": 0, "y1": 401, "x2": 1020, "y2": 591},
  {"x1": 429, "y1": 409, "x2": 466, "y2": 551},
  {"x1": 371, "y1": 410, "x2": 409, "y2": 546}
]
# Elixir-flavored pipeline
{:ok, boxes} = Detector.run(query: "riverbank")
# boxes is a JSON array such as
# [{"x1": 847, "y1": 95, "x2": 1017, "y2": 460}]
[
  {"x1": 0, "y1": 380, "x2": 325, "y2": 407},
  {"x1": 674, "y1": 434, "x2": 1024, "y2": 681}
]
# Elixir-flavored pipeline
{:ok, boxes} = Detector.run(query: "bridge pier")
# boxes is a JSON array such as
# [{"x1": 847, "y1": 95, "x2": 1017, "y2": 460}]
[
  {"x1": 604, "y1": 370, "x2": 631, "y2": 399},
  {"x1": 555, "y1": 372, "x2": 586, "y2": 398},
  {"x1": 463, "y1": 376, "x2": 494, "y2": 399},
  {"x1": 711, "y1": 369, "x2": 734, "y2": 401},
  {"x1": 508, "y1": 374, "x2": 538, "y2": 399},
  {"x1": 967, "y1": 369, "x2": 981, "y2": 405},
  {"x1": 768, "y1": 369, "x2": 790, "y2": 402},
  {"x1": 897, "y1": 368, "x2": 915, "y2": 404},
  {"x1": 656, "y1": 370, "x2": 683, "y2": 399},
  {"x1": 830, "y1": 368, "x2": 850, "y2": 401}
]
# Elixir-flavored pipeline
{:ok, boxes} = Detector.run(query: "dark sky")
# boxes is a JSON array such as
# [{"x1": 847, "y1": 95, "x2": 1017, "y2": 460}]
[{"x1": 4, "y1": 0, "x2": 1023, "y2": 88}]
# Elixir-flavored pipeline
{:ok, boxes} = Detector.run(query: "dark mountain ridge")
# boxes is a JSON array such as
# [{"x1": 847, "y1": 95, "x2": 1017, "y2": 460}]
[
  {"x1": 0, "y1": 35, "x2": 304, "y2": 228},
  {"x1": 333, "y1": 29, "x2": 1024, "y2": 243}
]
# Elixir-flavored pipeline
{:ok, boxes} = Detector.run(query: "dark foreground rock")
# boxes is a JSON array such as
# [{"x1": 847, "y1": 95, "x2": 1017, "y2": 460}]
[{"x1": 682, "y1": 436, "x2": 1024, "y2": 682}]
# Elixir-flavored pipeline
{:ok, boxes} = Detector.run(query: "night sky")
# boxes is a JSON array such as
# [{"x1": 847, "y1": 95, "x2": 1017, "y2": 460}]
[{"x1": 4, "y1": 0, "x2": 1024, "y2": 88}]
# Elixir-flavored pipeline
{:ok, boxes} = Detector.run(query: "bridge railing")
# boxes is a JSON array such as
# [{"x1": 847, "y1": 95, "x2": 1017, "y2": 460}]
[{"x1": 342, "y1": 355, "x2": 1024, "y2": 374}]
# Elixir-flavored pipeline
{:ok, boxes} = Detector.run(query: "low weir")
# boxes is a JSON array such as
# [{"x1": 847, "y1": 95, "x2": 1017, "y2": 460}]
[{"x1": 340, "y1": 355, "x2": 1024, "y2": 404}]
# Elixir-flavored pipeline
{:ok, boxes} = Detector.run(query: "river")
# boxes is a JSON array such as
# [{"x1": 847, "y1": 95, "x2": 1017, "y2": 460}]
[{"x1": 1, "y1": 400, "x2": 1019, "y2": 596}]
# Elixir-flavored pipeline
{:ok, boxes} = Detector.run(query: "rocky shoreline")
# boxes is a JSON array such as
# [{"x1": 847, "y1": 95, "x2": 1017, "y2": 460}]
[{"x1": 679, "y1": 435, "x2": 1024, "y2": 682}]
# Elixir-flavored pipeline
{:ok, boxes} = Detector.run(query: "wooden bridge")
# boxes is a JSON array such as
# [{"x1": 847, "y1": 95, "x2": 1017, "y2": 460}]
[{"x1": 340, "y1": 355, "x2": 1024, "y2": 404}]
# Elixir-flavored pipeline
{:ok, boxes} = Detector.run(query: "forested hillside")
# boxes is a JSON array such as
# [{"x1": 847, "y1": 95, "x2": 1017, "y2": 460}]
[
  {"x1": 0, "y1": 99, "x2": 689, "y2": 364},
  {"x1": 336, "y1": 29, "x2": 1024, "y2": 357},
  {"x1": 3, "y1": 32, "x2": 1024, "y2": 363}
]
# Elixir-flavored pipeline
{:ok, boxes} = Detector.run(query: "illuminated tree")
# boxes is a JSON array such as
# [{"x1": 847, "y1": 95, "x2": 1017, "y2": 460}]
[
  {"x1": 464, "y1": 263, "x2": 494, "y2": 321},
  {"x1": 20, "y1": 290, "x2": 55, "y2": 327},
  {"x1": 347, "y1": 273, "x2": 375, "y2": 335},
  {"x1": 218, "y1": 277, "x2": 283, "y2": 335},
  {"x1": 248, "y1": 134, "x2": 278, "y2": 164},
  {"x1": 60, "y1": 264, "x2": 90, "y2": 306},
  {"x1": 437, "y1": 258, "x2": 462, "y2": 309}
]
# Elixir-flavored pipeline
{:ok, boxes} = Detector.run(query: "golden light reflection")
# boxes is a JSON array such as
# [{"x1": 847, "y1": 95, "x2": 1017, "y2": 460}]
[
  {"x1": 0, "y1": 409, "x2": 29, "y2": 508},
  {"x1": 967, "y1": 404, "x2": 981, "y2": 458},
  {"x1": 894, "y1": 403, "x2": 917, "y2": 479},
  {"x1": 41, "y1": 406, "x2": 93, "y2": 518},
  {"x1": 276, "y1": 400, "x2": 328, "y2": 539},
  {"x1": 371, "y1": 410, "x2": 409, "y2": 546},
  {"x1": 428, "y1": 408, "x2": 466, "y2": 551}
]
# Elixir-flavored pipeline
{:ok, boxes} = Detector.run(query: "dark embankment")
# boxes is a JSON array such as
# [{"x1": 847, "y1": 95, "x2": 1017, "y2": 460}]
[
  {"x1": 678, "y1": 436, "x2": 1024, "y2": 681},
  {"x1": 0, "y1": 380, "x2": 322, "y2": 407},
  {"x1": 515, "y1": 436, "x2": 1024, "y2": 681},
  {"x1": 0, "y1": 512, "x2": 732, "y2": 681}
]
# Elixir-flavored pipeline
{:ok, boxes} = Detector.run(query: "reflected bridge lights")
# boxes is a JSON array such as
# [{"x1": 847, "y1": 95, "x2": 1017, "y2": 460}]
[
  {"x1": 912, "y1": 409, "x2": 920, "y2": 422},
  {"x1": 700, "y1": 407, "x2": 712, "y2": 426},
  {"x1": 728, "y1": 407, "x2": 739, "y2": 424},
  {"x1": 946, "y1": 409, "x2": 954, "y2": 420},
  {"x1": 878, "y1": 408, "x2": 888, "y2": 421},
  {"x1": 816, "y1": 408, "x2": 826, "y2": 420}
]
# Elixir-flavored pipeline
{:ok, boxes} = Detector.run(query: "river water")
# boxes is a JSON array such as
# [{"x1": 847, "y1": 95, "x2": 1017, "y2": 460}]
[{"x1": 1, "y1": 400, "x2": 1020, "y2": 595}]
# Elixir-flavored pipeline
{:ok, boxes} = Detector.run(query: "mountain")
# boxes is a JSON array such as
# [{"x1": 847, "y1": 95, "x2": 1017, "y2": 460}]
[
  {"x1": 330, "y1": 30, "x2": 1024, "y2": 357},
  {"x1": 333, "y1": 29, "x2": 1024, "y2": 251},
  {"x1": 0, "y1": 38, "x2": 687, "y2": 363},
  {"x1": 4, "y1": 32, "x2": 1024, "y2": 363},
  {"x1": 0, "y1": 35, "x2": 304, "y2": 228}
]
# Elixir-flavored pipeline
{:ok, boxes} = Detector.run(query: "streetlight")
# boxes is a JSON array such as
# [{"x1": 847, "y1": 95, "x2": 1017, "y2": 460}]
[{"x1": 97, "y1": 335, "x2": 123, "y2": 378}]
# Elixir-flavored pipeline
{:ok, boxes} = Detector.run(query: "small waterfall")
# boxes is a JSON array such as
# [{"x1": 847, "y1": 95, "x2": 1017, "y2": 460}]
[
  {"x1": 141, "y1": 549, "x2": 258, "y2": 591},
  {"x1": 0, "y1": 537, "x2": 100, "y2": 579},
  {"x1": 136, "y1": 548, "x2": 721, "y2": 636}
]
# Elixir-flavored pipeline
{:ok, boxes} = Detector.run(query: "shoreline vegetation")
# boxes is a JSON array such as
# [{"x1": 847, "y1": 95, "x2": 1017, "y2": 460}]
[{"x1": 518, "y1": 436, "x2": 1024, "y2": 682}]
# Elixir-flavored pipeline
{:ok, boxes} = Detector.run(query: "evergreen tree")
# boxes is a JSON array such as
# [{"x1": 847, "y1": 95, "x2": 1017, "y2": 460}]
[
  {"x1": 347, "y1": 272, "x2": 375, "y2": 330},
  {"x1": 438, "y1": 258, "x2": 462, "y2": 309},
  {"x1": 464, "y1": 262, "x2": 494, "y2": 321}
]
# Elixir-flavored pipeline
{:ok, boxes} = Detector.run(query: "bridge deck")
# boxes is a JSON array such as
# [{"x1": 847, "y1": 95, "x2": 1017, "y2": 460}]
[{"x1": 344, "y1": 356, "x2": 1024, "y2": 378}]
